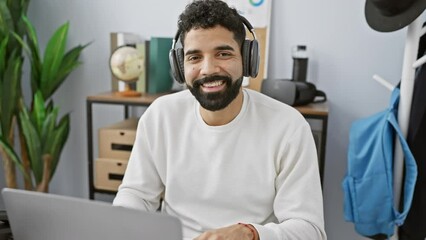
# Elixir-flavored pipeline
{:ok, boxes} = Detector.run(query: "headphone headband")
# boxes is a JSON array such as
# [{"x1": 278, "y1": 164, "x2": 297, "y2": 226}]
[
  {"x1": 239, "y1": 15, "x2": 257, "y2": 40},
  {"x1": 171, "y1": 15, "x2": 257, "y2": 50}
]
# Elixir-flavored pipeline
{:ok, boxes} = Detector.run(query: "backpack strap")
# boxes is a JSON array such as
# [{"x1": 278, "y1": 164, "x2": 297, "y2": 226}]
[{"x1": 386, "y1": 89, "x2": 417, "y2": 225}]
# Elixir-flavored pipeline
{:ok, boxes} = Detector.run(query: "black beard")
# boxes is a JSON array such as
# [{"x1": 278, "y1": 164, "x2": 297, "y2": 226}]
[{"x1": 187, "y1": 75, "x2": 243, "y2": 111}]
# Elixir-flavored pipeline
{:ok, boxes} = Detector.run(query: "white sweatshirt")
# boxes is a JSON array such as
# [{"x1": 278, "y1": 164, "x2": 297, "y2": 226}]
[{"x1": 113, "y1": 89, "x2": 326, "y2": 240}]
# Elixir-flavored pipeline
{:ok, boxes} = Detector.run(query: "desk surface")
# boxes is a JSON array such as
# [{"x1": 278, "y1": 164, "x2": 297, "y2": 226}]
[
  {"x1": 87, "y1": 92, "x2": 168, "y2": 104},
  {"x1": 295, "y1": 102, "x2": 328, "y2": 117},
  {"x1": 87, "y1": 92, "x2": 329, "y2": 116}
]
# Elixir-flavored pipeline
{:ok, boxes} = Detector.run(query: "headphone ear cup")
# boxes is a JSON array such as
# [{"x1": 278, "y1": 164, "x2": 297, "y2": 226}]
[
  {"x1": 249, "y1": 39, "x2": 259, "y2": 78},
  {"x1": 176, "y1": 48, "x2": 185, "y2": 83},
  {"x1": 242, "y1": 39, "x2": 251, "y2": 77},
  {"x1": 169, "y1": 48, "x2": 185, "y2": 84},
  {"x1": 169, "y1": 49, "x2": 182, "y2": 84},
  {"x1": 241, "y1": 39, "x2": 260, "y2": 78}
]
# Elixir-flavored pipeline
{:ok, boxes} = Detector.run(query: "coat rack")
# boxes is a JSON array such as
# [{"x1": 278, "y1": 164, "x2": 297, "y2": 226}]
[
  {"x1": 393, "y1": 16, "x2": 422, "y2": 240},
  {"x1": 374, "y1": 13, "x2": 425, "y2": 240}
]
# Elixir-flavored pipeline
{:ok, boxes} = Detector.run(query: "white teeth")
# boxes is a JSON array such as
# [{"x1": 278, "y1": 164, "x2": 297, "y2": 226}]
[{"x1": 203, "y1": 80, "x2": 223, "y2": 87}]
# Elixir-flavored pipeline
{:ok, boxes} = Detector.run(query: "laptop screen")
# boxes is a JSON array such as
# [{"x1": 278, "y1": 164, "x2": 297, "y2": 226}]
[{"x1": 1, "y1": 188, "x2": 182, "y2": 240}]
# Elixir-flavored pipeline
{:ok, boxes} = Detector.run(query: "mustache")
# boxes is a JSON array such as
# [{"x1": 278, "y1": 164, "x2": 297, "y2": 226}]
[{"x1": 192, "y1": 75, "x2": 232, "y2": 88}]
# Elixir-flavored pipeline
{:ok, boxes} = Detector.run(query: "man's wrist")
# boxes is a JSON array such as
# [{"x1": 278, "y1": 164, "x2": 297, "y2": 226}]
[{"x1": 238, "y1": 223, "x2": 259, "y2": 240}]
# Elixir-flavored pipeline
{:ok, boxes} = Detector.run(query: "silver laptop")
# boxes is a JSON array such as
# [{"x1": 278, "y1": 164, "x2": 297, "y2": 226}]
[{"x1": 1, "y1": 188, "x2": 182, "y2": 240}]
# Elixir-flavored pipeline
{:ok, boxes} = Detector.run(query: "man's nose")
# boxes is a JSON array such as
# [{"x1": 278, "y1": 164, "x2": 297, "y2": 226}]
[{"x1": 199, "y1": 57, "x2": 220, "y2": 75}]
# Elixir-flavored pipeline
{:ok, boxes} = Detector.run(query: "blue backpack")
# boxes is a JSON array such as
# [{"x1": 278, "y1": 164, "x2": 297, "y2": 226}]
[{"x1": 342, "y1": 87, "x2": 417, "y2": 238}]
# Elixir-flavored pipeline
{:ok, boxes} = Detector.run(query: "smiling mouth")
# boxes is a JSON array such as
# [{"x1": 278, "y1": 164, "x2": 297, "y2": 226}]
[{"x1": 202, "y1": 80, "x2": 225, "y2": 88}]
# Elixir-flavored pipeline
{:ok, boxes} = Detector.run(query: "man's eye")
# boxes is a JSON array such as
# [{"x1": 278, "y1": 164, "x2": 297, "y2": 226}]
[
  {"x1": 218, "y1": 52, "x2": 232, "y2": 57},
  {"x1": 187, "y1": 56, "x2": 200, "y2": 61}
]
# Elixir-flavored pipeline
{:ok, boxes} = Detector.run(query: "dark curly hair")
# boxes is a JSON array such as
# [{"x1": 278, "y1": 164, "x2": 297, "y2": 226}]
[{"x1": 177, "y1": 0, "x2": 246, "y2": 48}]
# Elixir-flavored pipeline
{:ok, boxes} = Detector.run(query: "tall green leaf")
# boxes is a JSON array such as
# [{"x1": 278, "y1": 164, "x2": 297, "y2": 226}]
[
  {"x1": 9, "y1": 31, "x2": 30, "y2": 57},
  {"x1": 31, "y1": 90, "x2": 46, "y2": 134},
  {"x1": 7, "y1": 0, "x2": 22, "y2": 27},
  {"x1": 48, "y1": 44, "x2": 87, "y2": 96},
  {"x1": 12, "y1": 0, "x2": 29, "y2": 38},
  {"x1": 19, "y1": 105, "x2": 43, "y2": 183},
  {"x1": 48, "y1": 114, "x2": 69, "y2": 178},
  {"x1": 0, "y1": 35, "x2": 8, "y2": 90},
  {"x1": 0, "y1": 35, "x2": 9, "y2": 78},
  {"x1": 40, "y1": 107, "x2": 57, "y2": 146},
  {"x1": 19, "y1": 0, "x2": 30, "y2": 16},
  {"x1": 1, "y1": 0, "x2": 22, "y2": 54},
  {"x1": 0, "y1": 0, "x2": 13, "y2": 33},
  {"x1": 21, "y1": 15, "x2": 41, "y2": 94},
  {"x1": 0, "y1": 136, "x2": 29, "y2": 179},
  {"x1": 40, "y1": 22, "x2": 69, "y2": 99},
  {"x1": 1, "y1": 50, "x2": 22, "y2": 137}
]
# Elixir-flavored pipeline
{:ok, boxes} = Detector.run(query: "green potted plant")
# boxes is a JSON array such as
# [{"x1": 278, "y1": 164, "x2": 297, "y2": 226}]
[{"x1": 0, "y1": 0, "x2": 88, "y2": 192}]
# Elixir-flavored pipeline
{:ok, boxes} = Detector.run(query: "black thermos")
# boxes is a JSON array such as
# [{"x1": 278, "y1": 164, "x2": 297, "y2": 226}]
[{"x1": 292, "y1": 45, "x2": 308, "y2": 82}]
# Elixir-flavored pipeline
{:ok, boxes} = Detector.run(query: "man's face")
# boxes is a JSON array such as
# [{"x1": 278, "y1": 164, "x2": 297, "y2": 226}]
[{"x1": 183, "y1": 25, "x2": 244, "y2": 111}]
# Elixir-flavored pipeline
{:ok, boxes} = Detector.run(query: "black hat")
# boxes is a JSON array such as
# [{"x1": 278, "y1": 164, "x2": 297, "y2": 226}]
[{"x1": 365, "y1": 0, "x2": 426, "y2": 32}]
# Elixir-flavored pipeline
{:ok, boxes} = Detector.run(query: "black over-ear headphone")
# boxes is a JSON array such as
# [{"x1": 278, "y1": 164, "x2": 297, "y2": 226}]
[{"x1": 169, "y1": 16, "x2": 260, "y2": 84}]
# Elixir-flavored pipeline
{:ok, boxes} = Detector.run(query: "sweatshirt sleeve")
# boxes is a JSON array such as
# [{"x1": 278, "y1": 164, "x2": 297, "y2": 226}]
[
  {"x1": 113, "y1": 114, "x2": 164, "y2": 212},
  {"x1": 252, "y1": 122, "x2": 327, "y2": 240}
]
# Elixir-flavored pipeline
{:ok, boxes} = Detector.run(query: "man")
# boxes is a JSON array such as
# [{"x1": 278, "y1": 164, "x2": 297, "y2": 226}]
[{"x1": 113, "y1": 0, "x2": 326, "y2": 239}]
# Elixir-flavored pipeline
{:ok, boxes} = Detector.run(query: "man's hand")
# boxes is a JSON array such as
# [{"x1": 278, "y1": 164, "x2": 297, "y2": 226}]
[{"x1": 194, "y1": 223, "x2": 258, "y2": 240}]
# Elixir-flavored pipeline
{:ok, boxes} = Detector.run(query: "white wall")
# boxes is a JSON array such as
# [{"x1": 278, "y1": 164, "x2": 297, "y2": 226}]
[{"x1": 13, "y1": 0, "x2": 414, "y2": 239}]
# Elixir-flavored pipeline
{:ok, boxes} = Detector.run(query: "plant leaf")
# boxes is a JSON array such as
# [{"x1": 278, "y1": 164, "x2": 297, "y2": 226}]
[
  {"x1": 0, "y1": 34, "x2": 8, "y2": 79},
  {"x1": 0, "y1": 136, "x2": 29, "y2": 180},
  {"x1": 19, "y1": 105, "x2": 43, "y2": 183},
  {"x1": 40, "y1": 106, "x2": 57, "y2": 145},
  {"x1": 47, "y1": 44, "x2": 88, "y2": 95},
  {"x1": 48, "y1": 113, "x2": 69, "y2": 178},
  {"x1": 21, "y1": 15, "x2": 42, "y2": 95},
  {"x1": 31, "y1": 90, "x2": 46, "y2": 134},
  {"x1": 20, "y1": 0, "x2": 30, "y2": 15},
  {"x1": 7, "y1": 0, "x2": 22, "y2": 28},
  {"x1": 40, "y1": 22, "x2": 69, "y2": 99},
  {"x1": 1, "y1": 50, "x2": 22, "y2": 138},
  {"x1": 0, "y1": 0, "x2": 13, "y2": 33},
  {"x1": 13, "y1": 1, "x2": 29, "y2": 37},
  {"x1": 9, "y1": 30, "x2": 30, "y2": 56}
]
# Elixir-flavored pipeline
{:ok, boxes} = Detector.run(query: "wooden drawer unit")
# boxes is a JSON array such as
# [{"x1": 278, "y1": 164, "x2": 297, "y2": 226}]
[
  {"x1": 98, "y1": 118, "x2": 138, "y2": 160},
  {"x1": 94, "y1": 158, "x2": 128, "y2": 191}
]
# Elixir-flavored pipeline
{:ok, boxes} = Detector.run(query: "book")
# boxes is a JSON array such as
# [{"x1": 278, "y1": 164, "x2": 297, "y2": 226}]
[
  {"x1": 135, "y1": 41, "x2": 149, "y2": 94},
  {"x1": 147, "y1": 37, "x2": 173, "y2": 94}
]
